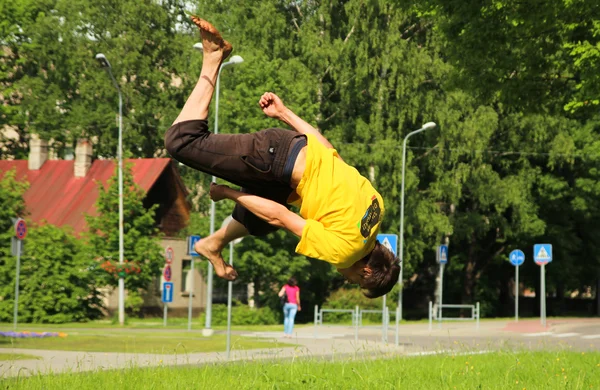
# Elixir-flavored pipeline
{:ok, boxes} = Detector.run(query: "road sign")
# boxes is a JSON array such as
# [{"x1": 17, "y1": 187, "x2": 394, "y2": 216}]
[
  {"x1": 437, "y1": 245, "x2": 448, "y2": 264},
  {"x1": 188, "y1": 235, "x2": 201, "y2": 257},
  {"x1": 14, "y1": 218, "x2": 27, "y2": 240},
  {"x1": 163, "y1": 265, "x2": 172, "y2": 282},
  {"x1": 165, "y1": 247, "x2": 174, "y2": 264},
  {"x1": 534, "y1": 244, "x2": 552, "y2": 265},
  {"x1": 161, "y1": 282, "x2": 174, "y2": 303},
  {"x1": 509, "y1": 250, "x2": 525, "y2": 266},
  {"x1": 377, "y1": 234, "x2": 398, "y2": 256}
]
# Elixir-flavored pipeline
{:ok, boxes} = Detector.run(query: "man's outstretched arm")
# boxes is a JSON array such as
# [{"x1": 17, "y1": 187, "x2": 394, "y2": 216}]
[
  {"x1": 210, "y1": 183, "x2": 306, "y2": 237},
  {"x1": 259, "y1": 92, "x2": 335, "y2": 151}
]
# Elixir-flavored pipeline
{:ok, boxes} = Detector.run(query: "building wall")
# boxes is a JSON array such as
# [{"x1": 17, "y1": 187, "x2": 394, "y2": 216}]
[{"x1": 104, "y1": 237, "x2": 207, "y2": 317}]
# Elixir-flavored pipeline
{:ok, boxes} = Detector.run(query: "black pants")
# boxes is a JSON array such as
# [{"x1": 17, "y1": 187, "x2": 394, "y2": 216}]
[{"x1": 164, "y1": 119, "x2": 303, "y2": 236}]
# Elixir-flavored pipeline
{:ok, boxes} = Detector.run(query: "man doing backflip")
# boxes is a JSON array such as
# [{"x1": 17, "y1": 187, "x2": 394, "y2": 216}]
[{"x1": 165, "y1": 17, "x2": 400, "y2": 298}]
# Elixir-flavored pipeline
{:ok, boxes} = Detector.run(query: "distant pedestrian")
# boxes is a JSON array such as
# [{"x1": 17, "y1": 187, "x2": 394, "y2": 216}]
[{"x1": 278, "y1": 277, "x2": 301, "y2": 338}]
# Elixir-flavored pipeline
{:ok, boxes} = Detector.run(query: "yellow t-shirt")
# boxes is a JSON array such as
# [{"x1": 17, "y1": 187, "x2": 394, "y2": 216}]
[{"x1": 292, "y1": 134, "x2": 385, "y2": 269}]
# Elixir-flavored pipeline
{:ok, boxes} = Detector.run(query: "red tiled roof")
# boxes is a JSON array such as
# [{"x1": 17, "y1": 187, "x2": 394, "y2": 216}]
[{"x1": 0, "y1": 158, "x2": 171, "y2": 234}]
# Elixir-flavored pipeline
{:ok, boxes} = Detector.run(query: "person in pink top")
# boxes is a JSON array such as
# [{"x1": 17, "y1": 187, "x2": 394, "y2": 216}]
[{"x1": 278, "y1": 277, "x2": 301, "y2": 338}]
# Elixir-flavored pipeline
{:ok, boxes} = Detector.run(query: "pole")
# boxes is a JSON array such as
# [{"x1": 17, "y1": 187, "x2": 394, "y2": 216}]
[
  {"x1": 395, "y1": 306, "x2": 400, "y2": 347},
  {"x1": 13, "y1": 239, "x2": 21, "y2": 330},
  {"x1": 515, "y1": 264, "x2": 519, "y2": 322},
  {"x1": 116, "y1": 79, "x2": 125, "y2": 327},
  {"x1": 187, "y1": 259, "x2": 194, "y2": 331},
  {"x1": 313, "y1": 305, "x2": 318, "y2": 338},
  {"x1": 226, "y1": 242, "x2": 234, "y2": 360},
  {"x1": 541, "y1": 264, "x2": 546, "y2": 327},
  {"x1": 205, "y1": 66, "x2": 223, "y2": 334},
  {"x1": 398, "y1": 123, "x2": 437, "y2": 318},
  {"x1": 438, "y1": 263, "x2": 444, "y2": 326},
  {"x1": 382, "y1": 294, "x2": 387, "y2": 342},
  {"x1": 354, "y1": 305, "x2": 359, "y2": 343},
  {"x1": 428, "y1": 301, "x2": 432, "y2": 331},
  {"x1": 163, "y1": 304, "x2": 167, "y2": 327}
]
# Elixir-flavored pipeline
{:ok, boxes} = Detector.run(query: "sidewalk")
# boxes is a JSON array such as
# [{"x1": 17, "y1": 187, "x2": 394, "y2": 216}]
[{"x1": 0, "y1": 333, "x2": 406, "y2": 378}]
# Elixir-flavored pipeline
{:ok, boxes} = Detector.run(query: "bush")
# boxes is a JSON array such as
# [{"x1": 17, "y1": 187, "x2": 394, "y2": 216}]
[
  {"x1": 321, "y1": 285, "x2": 401, "y2": 324},
  {"x1": 199, "y1": 302, "x2": 279, "y2": 326}
]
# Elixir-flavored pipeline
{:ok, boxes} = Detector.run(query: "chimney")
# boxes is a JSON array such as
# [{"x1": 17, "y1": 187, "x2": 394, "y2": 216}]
[
  {"x1": 28, "y1": 136, "x2": 48, "y2": 170},
  {"x1": 74, "y1": 139, "x2": 93, "y2": 177}
]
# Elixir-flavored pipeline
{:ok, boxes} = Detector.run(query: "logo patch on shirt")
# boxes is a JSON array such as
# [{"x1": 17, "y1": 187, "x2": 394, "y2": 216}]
[{"x1": 360, "y1": 197, "x2": 381, "y2": 238}]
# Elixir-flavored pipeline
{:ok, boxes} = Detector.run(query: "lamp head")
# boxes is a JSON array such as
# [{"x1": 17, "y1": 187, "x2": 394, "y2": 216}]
[
  {"x1": 422, "y1": 122, "x2": 437, "y2": 130},
  {"x1": 229, "y1": 55, "x2": 244, "y2": 64},
  {"x1": 193, "y1": 42, "x2": 203, "y2": 51},
  {"x1": 95, "y1": 53, "x2": 111, "y2": 69}
]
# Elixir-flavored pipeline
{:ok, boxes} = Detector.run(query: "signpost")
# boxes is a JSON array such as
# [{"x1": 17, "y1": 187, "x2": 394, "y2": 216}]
[
  {"x1": 509, "y1": 249, "x2": 525, "y2": 322},
  {"x1": 165, "y1": 247, "x2": 174, "y2": 264},
  {"x1": 163, "y1": 264, "x2": 172, "y2": 282},
  {"x1": 162, "y1": 282, "x2": 174, "y2": 327},
  {"x1": 377, "y1": 234, "x2": 397, "y2": 343},
  {"x1": 12, "y1": 218, "x2": 26, "y2": 330},
  {"x1": 187, "y1": 235, "x2": 201, "y2": 331},
  {"x1": 534, "y1": 244, "x2": 552, "y2": 327},
  {"x1": 436, "y1": 245, "x2": 448, "y2": 322}
]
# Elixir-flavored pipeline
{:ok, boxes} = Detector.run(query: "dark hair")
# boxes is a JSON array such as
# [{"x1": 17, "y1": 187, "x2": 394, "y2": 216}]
[
  {"x1": 287, "y1": 276, "x2": 297, "y2": 287},
  {"x1": 361, "y1": 241, "x2": 401, "y2": 299}
]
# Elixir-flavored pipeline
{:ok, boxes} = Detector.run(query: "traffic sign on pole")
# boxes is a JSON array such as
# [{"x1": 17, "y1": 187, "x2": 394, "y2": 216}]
[
  {"x1": 14, "y1": 218, "x2": 27, "y2": 240},
  {"x1": 534, "y1": 244, "x2": 552, "y2": 265},
  {"x1": 163, "y1": 265, "x2": 172, "y2": 282},
  {"x1": 437, "y1": 245, "x2": 448, "y2": 264},
  {"x1": 165, "y1": 247, "x2": 174, "y2": 264},
  {"x1": 188, "y1": 235, "x2": 201, "y2": 257},
  {"x1": 510, "y1": 249, "x2": 525, "y2": 322},
  {"x1": 377, "y1": 234, "x2": 398, "y2": 256},
  {"x1": 509, "y1": 250, "x2": 525, "y2": 266},
  {"x1": 162, "y1": 282, "x2": 174, "y2": 303}
]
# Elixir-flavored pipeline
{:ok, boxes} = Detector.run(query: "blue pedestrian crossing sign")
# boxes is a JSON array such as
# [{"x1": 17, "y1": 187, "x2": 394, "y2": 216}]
[
  {"x1": 162, "y1": 282, "x2": 174, "y2": 303},
  {"x1": 509, "y1": 249, "x2": 525, "y2": 266},
  {"x1": 377, "y1": 234, "x2": 398, "y2": 256},
  {"x1": 534, "y1": 244, "x2": 552, "y2": 266},
  {"x1": 437, "y1": 245, "x2": 448, "y2": 264},
  {"x1": 188, "y1": 235, "x2": 201, "y2": 257}
]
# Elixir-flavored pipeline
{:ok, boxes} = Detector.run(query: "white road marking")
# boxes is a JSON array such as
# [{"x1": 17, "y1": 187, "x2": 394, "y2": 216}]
[
  {"x1": 581, "y1": 334, "x2": 600, "y2": 340},
  {"x1": 552, "y1": 333, "x2": 580, "y2": 338},
  {"x1": 523, "y1": 332, "x2": 554, "y2": 337}
]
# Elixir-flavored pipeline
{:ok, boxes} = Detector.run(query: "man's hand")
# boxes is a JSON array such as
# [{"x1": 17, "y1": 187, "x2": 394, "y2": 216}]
[
  {"x1": 259, "y1": 92, "x2": 286, "y2": 119},
  {"x1": 209, "y1": 182, "x2": 231, "y2": 202}
]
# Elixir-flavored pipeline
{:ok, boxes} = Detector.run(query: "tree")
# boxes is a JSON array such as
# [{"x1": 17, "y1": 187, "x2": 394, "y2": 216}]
[
  {"x1": 0, "y1": 224, "x2": 103, "y2": 323},
  {"x1": 86, "y1": 163, "x2": 164, "y2": 294}
]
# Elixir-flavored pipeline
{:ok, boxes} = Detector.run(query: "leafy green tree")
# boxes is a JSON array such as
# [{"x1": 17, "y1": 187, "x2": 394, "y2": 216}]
[
  {"x1": 0, "y1": 224, "x2": 103, "y2": 323},
  {"x1": 86, "y1": 164, "x2": 164, "y2": 293}
]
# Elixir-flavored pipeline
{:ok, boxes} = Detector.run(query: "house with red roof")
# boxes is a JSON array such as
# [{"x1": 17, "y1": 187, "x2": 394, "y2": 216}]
[{"x1": 0, "y1": 138, "x2": 208, "y2": 316}]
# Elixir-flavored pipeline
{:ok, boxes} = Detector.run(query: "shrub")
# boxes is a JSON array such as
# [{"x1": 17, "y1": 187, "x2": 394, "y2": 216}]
[{"x1": 199, "y1": 302, "x2": 279, "y2": 326}]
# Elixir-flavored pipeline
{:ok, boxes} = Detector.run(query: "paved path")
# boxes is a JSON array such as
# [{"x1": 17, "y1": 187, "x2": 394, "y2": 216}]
[{"x1": 1, "y1": 318, "x2": 599, "y2": 378}]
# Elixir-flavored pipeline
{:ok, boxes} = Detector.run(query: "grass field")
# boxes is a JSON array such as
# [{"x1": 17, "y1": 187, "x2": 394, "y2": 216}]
[
  {"x1": 0, "y1": 353, "x2": 40, "y2": 361},
  {"x1": 3, "y1": 350, "x2": 598, "y2": 389},
  {"x1": 1, "y1": 319, "x2": 302, "y2": 332},
  {"x1": 0, "y1": 331, "x2": 288, "y2": 354}
]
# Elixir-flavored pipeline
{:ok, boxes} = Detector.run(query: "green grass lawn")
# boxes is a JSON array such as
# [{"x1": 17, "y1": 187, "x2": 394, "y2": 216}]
[
  {"x1": 0, "y1": 353, "x2": 40, "y2": 361},
  {"x1": 5, "y1": 350, "x2": 599, "y2": 389},
  {"x1": 0, "y1": 332, "x2": 290, "y2": 354},
  {"x1": 0, "y1": 319, "x2": 302, "y2": 332}
]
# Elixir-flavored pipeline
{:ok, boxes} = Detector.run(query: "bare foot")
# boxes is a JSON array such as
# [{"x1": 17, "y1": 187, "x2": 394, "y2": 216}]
[
  {"x1": 190, "y1": 16, "x2": 233, "y2": 61},
  {"x1": 194, "y1": 238, "x2": 238, "y2": 281}
]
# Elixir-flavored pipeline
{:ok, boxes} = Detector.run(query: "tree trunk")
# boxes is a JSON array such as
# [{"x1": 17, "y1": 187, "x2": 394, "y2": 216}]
[{"x1": 462, "y1": 237, "x2": 477, "y2": 304}]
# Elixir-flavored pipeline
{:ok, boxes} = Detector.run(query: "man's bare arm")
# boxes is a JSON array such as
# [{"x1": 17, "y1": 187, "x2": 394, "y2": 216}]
[
  {"x1": 278, "y1": 108, "x2": 333, "y2": 149},
  {"x1": 210, "y1": 183, "x2": 306, "y2": 237},
  {"x1": 259, "y1": 92, "x2": 336, "y2": 151}
]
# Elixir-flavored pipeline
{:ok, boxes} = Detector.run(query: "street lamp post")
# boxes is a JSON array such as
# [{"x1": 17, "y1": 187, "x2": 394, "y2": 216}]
[
  {"x1": 397, "y1": 122, "x2": 437, "y2": 320},
  {"x1": 186, "y1": 42, "x2": 204, "y2": 332},
  {"x1": 194, "y1": 43, "x2": 244, "y2": 336},
  {"x1": 95, "y1": 53, "x2": 125, "y2": 326}
]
